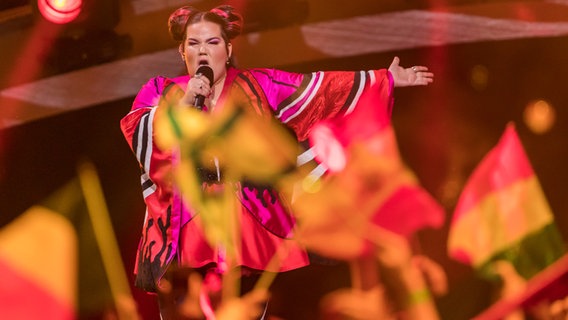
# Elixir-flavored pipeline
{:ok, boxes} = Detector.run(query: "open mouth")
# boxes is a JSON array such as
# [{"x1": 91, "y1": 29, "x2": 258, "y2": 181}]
[{"x1": 198, "y1": 59, "x2": 209, "y2": 65}]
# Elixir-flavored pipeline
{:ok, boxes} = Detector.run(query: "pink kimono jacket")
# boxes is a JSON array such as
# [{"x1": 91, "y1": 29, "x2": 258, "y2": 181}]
[{"x1": 120, "y1": 67, "x2": 394, "y2": 292}]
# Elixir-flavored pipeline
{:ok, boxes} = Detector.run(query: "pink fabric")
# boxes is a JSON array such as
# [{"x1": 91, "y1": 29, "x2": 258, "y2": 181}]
[
  {"x1": 309, "y1": 70, "x2": 394, "y2": 167},
  {"x1": 329, "y1": 70, "x2": 394, "y2": 144},
  {"x1": 179, "y1": 205, "x2": 309, "y2": 272},
  {"x1": 247, "y1": 68, "x2": 305, "y2": 111},
  {"x1": 239, "y1": 185, "x2": 296, "y2": 239},
  {"x1": 371, "y1": 185, "x2": 445, "y2": 237}
]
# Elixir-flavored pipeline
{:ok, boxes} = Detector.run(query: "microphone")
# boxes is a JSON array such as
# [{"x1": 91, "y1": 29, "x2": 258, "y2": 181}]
[{"x1": 194, "y1": 65, "x2": 214, "y2": 110}]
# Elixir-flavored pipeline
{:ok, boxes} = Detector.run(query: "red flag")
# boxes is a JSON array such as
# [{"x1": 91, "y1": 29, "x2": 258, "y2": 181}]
[
  {"x1": 0, "y1": 206, "x2": 76, "y2": 320},
  {"x1": 0, "y1": 177, "x2": 122, "y2": 319},
  {"x1": 448, "y1": 123, "x2": 565, "y2": 279}
]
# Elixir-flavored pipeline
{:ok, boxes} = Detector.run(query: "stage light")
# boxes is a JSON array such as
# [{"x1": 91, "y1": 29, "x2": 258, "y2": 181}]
[
  {"x1": 37, "y1": 0, "x2": 83, "y2": 24},
  {"x1": 523, "y1": 100, "x2": 555, "y2": 134},
  {"x1": 33, "y1": 0, "x2": 120, "y2": 35},
  {"x1": 31, "y1": 0, "x2": 129, "y2": 73}
]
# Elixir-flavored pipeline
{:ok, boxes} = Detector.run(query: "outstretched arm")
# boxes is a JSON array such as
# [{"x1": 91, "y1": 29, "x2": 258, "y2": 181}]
[{"x1": 388, "y1": 56, "x2": 434, "y2": 87}]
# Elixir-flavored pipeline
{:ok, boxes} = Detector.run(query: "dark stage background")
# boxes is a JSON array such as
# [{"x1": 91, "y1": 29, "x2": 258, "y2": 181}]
[{"x1": 0, "y1": 2, "x2": 567, "y2": 319}]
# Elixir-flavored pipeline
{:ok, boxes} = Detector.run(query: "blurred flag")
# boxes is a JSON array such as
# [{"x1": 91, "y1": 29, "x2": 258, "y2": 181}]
[
  {"x1": 292, "y1": 80, "x2": 444, "y2": 260},
  {"x1": 0, "y1": 178, "x2": 116, "y2": 319},
  {"x1": 448, "y1": 123, "x2": 565, "y2": 279},
  {"x1": 0, "y1": 204, "x2": 76, "y2": 320},
  {"x1": 153, "y1": 84, "x2": 299, "y2": 186},
  {"x1": 202, "y1": 102, "x2": 299, "y2": 184},
  {"x1": 154, "y1": 90, "x2": 301, "y2": 257}
]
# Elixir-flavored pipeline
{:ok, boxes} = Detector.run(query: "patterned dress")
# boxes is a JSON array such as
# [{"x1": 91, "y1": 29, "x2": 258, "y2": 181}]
[{"x1": 120, "y1": 67, "x2": 394, "y2": 292}]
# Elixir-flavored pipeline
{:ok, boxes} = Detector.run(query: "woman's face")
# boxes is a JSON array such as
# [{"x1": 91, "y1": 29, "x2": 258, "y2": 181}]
[{"x1": 181, "y1": 20, "x2": 232, "y2": 84}]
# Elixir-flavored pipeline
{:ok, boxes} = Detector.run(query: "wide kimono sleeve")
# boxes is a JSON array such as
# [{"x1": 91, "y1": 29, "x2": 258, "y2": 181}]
[
  {"x1": 241, "y1": 68, "x2": 394, "y2": 141},
  {"x1": 227, "y1": 68, "x2": 394, "y2": 239},
  {"x1": 119, "y1": 76, "x2": 182, "y2": 292}
]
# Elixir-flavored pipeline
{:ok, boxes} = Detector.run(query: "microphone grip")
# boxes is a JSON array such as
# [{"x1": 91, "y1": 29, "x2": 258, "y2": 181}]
[
  {"x1": 193, "y1": 65, "x2": 213, "y2": 111},
  {"x1": 194, "y1": 94, "x2": 206, "y2": 110}
]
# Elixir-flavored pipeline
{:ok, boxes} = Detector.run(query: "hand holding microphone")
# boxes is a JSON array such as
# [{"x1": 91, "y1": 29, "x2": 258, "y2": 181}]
[
  {"x1": 191, "y1": 65, "x2": 222, "y2": 183},
  {"x1": 193, "y1": 65, "x2": 214, "y2": 110}
]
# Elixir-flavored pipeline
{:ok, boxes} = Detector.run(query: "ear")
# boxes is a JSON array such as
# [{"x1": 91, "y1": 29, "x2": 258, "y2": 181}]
[
  {"x1": 227, "y1": 43, "x2": 233, "y2": 59},
  {"x1": 179, "y1": 44, "x2": 185, "y2": 60}
]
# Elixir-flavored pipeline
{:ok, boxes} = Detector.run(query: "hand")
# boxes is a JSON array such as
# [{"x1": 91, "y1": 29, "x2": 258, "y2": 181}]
[
  {"x1": 368, "y1": 226, "x2": 445, "y2": 304},
  {"x1": 493, "y1": 260, "x2": 526, "y2": 299},
  {"x1": 156, "y1": 269, "x2": 205, "y2": 320},
  {"x1": 215, "y1": 289, "x2": 270, "y2": 320},
  {"x1": 181, "y1": 73, "x2": 212, "y2": 106},
  {"x1": 412, "y1": 255, "x2": 448, "y2": 297},
  {"x1": 388, "y1": 56, "x2": 434, "y2": 87},
  {"x1": 320, "y1": 285, "x2": 395, "y2": 320},
  {"x1": 367, "y1": 225, "x2": 413, "y2": 272}
]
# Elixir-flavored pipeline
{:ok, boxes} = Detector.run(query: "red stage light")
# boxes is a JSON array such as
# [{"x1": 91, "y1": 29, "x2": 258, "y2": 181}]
[{"x1": 37, "y1": 0, "x2": 82, "y2": 24}]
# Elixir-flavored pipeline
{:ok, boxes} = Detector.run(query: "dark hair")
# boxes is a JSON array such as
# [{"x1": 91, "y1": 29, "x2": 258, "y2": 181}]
[{"x1": 168, "y1": 5, "x2": 243, "y2": 44}]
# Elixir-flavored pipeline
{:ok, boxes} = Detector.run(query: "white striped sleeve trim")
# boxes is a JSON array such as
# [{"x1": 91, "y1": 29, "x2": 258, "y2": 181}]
[
  {"x1": 277, "y1": 72, "x2": 319, "y2": 119},
  {"x1": 368, "y1": 70, "x2": 376, "y2": 86},
  {"x1": 344, "y1": 71, "x2": 367, "y2": 115},
  {"x1": 141, "y1": 172, "x2": 157, "y2": 198},
  {"x1": 297, "y1": 147, "x2": 316, "y2": 166},
  {"x1": 135, "y1": 107, "x2": 157, "y2": 174},
  {"x1": 282, "y1": 72, "x2": 325, "y2": 123},
  {"x1": 308, "y1": 163, "x2": 328, "y2": 181}
]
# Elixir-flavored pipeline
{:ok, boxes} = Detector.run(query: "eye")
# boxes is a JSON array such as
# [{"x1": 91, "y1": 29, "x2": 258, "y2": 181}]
[{"x1": 207, "y1": 38, "x2": 221, "y2": 45}]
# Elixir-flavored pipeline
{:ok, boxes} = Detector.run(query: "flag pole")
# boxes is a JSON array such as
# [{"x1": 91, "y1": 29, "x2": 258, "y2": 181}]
[{"x1": 77, "y1": 160, "x2": 140, "y2": 320}]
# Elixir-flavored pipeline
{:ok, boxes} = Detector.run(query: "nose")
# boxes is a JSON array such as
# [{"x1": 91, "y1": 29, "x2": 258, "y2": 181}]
[{"x1": 199, "y1": 44, "x2": 207, "y2": 53}]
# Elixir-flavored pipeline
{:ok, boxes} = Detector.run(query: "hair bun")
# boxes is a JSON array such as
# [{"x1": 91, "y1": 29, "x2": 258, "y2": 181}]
[
  {"x1": 210, "y1": 5, "x2": 243, "y2": 40},
  {"x1": 168, "y1": 6, "x2": 197, "y2": 42},
  {"x1": 168, "y1": 5, "x2": 244, "y2": 43}
]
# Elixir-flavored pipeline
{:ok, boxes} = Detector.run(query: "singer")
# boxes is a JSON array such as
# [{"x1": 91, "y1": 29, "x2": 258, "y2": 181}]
[{"x1": 120, "y1": 4, "x2": 433, "y2": 319}]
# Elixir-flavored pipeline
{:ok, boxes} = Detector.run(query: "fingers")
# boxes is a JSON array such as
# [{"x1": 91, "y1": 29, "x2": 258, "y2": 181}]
[
  {"x1": 178, "y1": 272, "x2": 204, "y2": 318},
  {"x1": 190, "y1": 75, "x2": 211, "y2": 97},
  {"x1": 215, "y1": 289, "x2": 270, "y2": 320},
  {"x1": 413, "y1": 255, "x2": 448, "y2": 296},
  {"x1": 411, "y1": 66, "x2": 429, "y2": 72},
  {"x1": 411, "y1": 67, "x2": 433, "y2": 78},
  {"x1": 549, "y1": 296, "x2": 568, "y2": 320},
  {"x1": 416, "y1": 73, "x2": 434, "y2": 85},
  {"x1": 194, "y1": 72, "x2": 211, "y2": 86},
  {"x1": 366, "y1": 225, "x2": 413, "y2": 270},
  {"x1": 493, "y1": 260, "x2": 527, "y2": 298},
  {"x1": 412, "y1": 66, "x2": 434, "y2": 85},
  {"x1": 389, "y1": 56, "x2": 400, "y2": 69}
]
